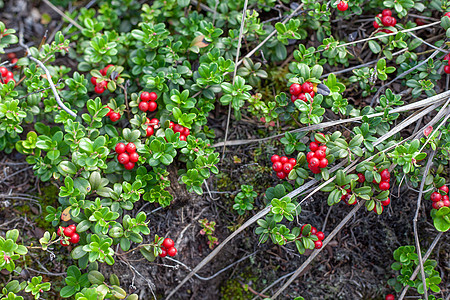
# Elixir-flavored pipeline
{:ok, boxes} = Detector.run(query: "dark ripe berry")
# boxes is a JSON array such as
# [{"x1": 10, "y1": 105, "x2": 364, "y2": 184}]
[
  {"x1": 69, "y1": 233, "x2": 80, "y2": 244},
  {"x1": 179, "y1": 135, "x2": 187, "y2": 141},
  {"x1": 382, "y1": 16, "x2": 394, "y2": 27},
  {"x1": 379, "y1": 182, "x2": 390, "y2": 191},
  {"x1": 288, "y1": 158, "x2": 297, "y2": 166},
  {"x1": 310, "y1": 166, "x2": 321, "y2": 174},
  {"x1": 0, "y1": 66, "x2": 8, "y2": 77},
  {"x1": 319, "y1": 158, "x2": 328, "y2": 168},
  {"x1": 271, "y1": 155, "x2": 281, "y2": 163},
  {"x1": 140, "y1": 92, "x2": 151, "y2": 102},
  {"x1": 357, "y1": 173, "x2": 365, "y2": 183},
  {"x1": 309, "y1": 142, "x2": 319, "y2": 152},
  {"x1": 94, "y1": 85, "x2": 105, "y2": 94},
  {"x1": 64, "y1": 226, "x2": 75, "y2": 237},
  {"x1": 415, "y1": 18, "x2": 425, "y2": 26},
  {"x1": 124, "y1": 162, "x2": 135, "y2": 170},
  {"x1": 438, "y1": 185, "x2": 449, "y2": 194},
  {"x1": 289, "y1": 83, "x2": 302, "y2": 96},
  {"x1": 373, "y1": 20, "x2": 380, "y2": 29},
  {"x1": 298, "y1": 93, "x2": 307, "y2": 102},
  {"x1": 138, "y1": 101, "x2": 149, "y2": 112},
  {"x1": 430, "y1": 192, "x2": 442, "y2": 202},
  {"x1": 314, "y1": 149, "x2": 326, "y2": 159},
  {"x1": 57, "y1": 227, "x2": 65, "y2": 236},
  {"x1": 283, "y1": 163, "x2": 293, "y2": 174},
  {"x1": 302, "y1": 82, "x2": 314, "y2": 93},
  {"x1": 273, "y1": 162, "x2": 283, "y2": 172},
  {"x1": 159, "y1": 248, "x2": 167, "y2": 257},
  {"x1": 276, "y1": 171, "x2": 286, "y2": 179},
  {"x1": 146, "y1": 126, "x2": 154, "y2": 137},
  {"x1": 310, "y1": 157, "x2": 320, "y2": 168},
  {"x1": 291, "y1": 95, "x2": 298, "y2": 103},
  {"x1": 167, "y1": 247, "x2": 177, "y2": 257},
  {"x1": 110, "y1": 112, "x2": 121, "y2": 122},
  {"x1": 90, "y1": 77, "x2": 97, "y2": 85},
  {"x1": 280, "y1": 156, "x2": 288, "y2": 163},
  {"x1": 316, "y1": 231, "x2": 325, "y2": 241},
  {"x1": 183, "y1": 128, "x2": 190, "y2": 136},
  {"x1": 173, "y1": 124, "x2": 184, "y2": 133},
  {"x1": 385, "y1": 294, "x2": 395, "y2": 300},
  {"x1": 163, "y1": 238, "x2": 175, "y2": 249},
  {"x1": 118, "y1": 153, "x2": 130, "y2": 164},
  {"x1": 381, "y1": 197, "x2": 390, "y2": 206},
  {"x1": 149, "y1": 92, "x2": 158, "y2": 101},
  {"x1": 7, "y1": 53, "x2": 16, "y2": 59},
  {"x1": 60, "y1": 240, "x2": 70, "y2": 247},
  {"x1": 148, "y1": 101, "x2": 157, "y2": 112},
  {"x1": 125, "y1": 143, "x2": 136, "y2": 153},
  {"x1": 115, "y1": 143, "x2": 126, "y2": 154},
  {"x1": 382, "y1": 9, "x2": 392, "y2": 17},
  {"x1": 310, "y1": 227, "x2": 317, "y2": 235},
  {"x1": 380, "y1": 169, "x2": 390, "y2": 181},
  {"x1": 129, "y1": 152, "x2": 139, "y2": 163},
  {"x1": 314, "y1": 240, "x2": 323, "y2": 249},
  {"x1": 306, "y1": 152, "x2": 315, "y2": 162},
  {"x1": 337, "y1": 1, "x2": 348, "y2": 11}
]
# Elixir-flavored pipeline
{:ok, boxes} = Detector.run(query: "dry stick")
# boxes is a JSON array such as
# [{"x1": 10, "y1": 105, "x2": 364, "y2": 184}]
[
  {"x1": 271, "y1": 201, "x2": 365, "y2": 299},
  {"x1": 42, "y1": 0, "x2": 83, "y2": 31},
  {"x1": 221, "y1": 0, "x2": 249, "y2": 163},
  {"x1": 213, "y1": 90, "x2": 450, "y2": 148}
]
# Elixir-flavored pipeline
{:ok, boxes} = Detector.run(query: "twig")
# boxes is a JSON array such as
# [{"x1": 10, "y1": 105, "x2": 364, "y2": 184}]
[{"x1": 42, "y1": 0, "x2": 83, "y2": 30}]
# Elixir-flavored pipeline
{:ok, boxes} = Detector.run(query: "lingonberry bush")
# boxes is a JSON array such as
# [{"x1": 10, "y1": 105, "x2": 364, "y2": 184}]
[{"x1": 1, "y1": 0, "x2": 450, "y2": 299}]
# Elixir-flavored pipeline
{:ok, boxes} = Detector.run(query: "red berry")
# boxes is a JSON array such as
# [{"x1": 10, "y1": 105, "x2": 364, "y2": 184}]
[
  {"x1": 125, "y1": 143, "x2": 136, "y2": 153},
  {"x1": 183, "y1": 128, "x2": 190, "y2": 136},
  {"x1": 316, "y1": 231, "x2": 325, "y2": 241},
  {"x1": 379, "y1": 182, "x2": 390, "y2": 191},
  {"x1": 291, "y1": 95, "x2": 298, "y2": 103},
  {"x1": 314, "y1": 149, "x2": 326, "y2": 159},
  {"x1": 7, "y1": 53, "x2": 16, "y2": 59},
  {"x1": 115, "y1": 143, "x2": 126, "y2": 154},
  {"x1": 318, "y1": 158, "x2": 328, "y2": 168},
  {"x1": 149, "y1": 118, "x2": 159, "y2": 127},
  {"x1": 60, "y1": 240, "x2": 70, "y2": 247},
  {"x1": 5, "y1": 71, "x2": 13, "y2": 78},
  {"x1": 146, "y1": 126, "x2": 154, "y2": 137},
  {"x1": 271, "y1": 155, "x2": 281, "y2": 163},
  {"x1": 415, "y1": 18, "x2": 425, "y2": 26},
  {"x1": 301, "y1": 82, "x2": 314, "y2": 93},
  {"x1": 318, "y1": 145, "x2": 327, "y2": 152},
  {"x1": 64, "y1": 226, "x2": 75, "y2": 237},
  {"x1": 382, "y1": 9, "x2": 392, "y2": 17},
  {"x1": 138, "y1": 101, "x2": 149, "y2": 112},
  {"x1": 438, "y1": 185, "x2": 449, "y2": 194},
  {"x1": 288, "y1": 158, "x2": 297, "y2": 166},
  {"x1": 310, "y1": 166, "x2": 321, "y2": 174},
  {"x1": 443, "y1": 198, "x2": 450, "y2": 207},
  {"x1": 380, "y1": 169, "x2": 390, "y2": 181},
  {"x1": 283, "y1": 163, "x2": 293, "y2": 174},
  {"x1": 169, "y1": 121, "x2": 175, "y2": 128},
  {"x1": 381, "y1": 197, "x2": 391, "y2": 206},
  {"x1": 90, "y1": 77, "x2": 97, "y2": 85},
  {"x1": 431, "y1": 192, "x2": 442, "y2": 202},
  {"x1": 314, "y1": 240, "x2": 323, "y2": 249},
  {"x1": 124, "y1": 162, "x2": 135, "y2": 170},
  {"x1": 57, "y1": 227, "x2": 65, "y2": 236},
  {"x1": 167, "y1": 247, "x2": 177, "y2": 257},
  {"x1": 68, "y1": 224, "x2": 76, "y2": 231},
  {"x1": 309, "y1": 142, "x2": 319, "y2": 152},
  {"x1": 445, "y1": 12, "x2": 450, "y2": 18},
  {"x1": 4, "y1": 77, "x2": 15, "y2": 84},
  {"x1": 357, "y1": 173, "x2": 365, "y2": 183},
  {"x1": 385, "y1": 294, "x2": 395, "y2": 300},
  {"x1": 163, "y1": 238, "x2": 175, "y2": 249},
  {"x1": 443, "y1": 195, "x2": 449, "y2": 202},
  {"x1": 373, "y1": 20, "x2": 380, "y2": 29},
  {"x1": 310, "y1": 157, "x2": 320, "y2": 168},
  {"x1": 106, "y1": 106, "x2": 113, "y2": 116},
  {"x1": 148, "y1": 101, "x2": 157, "y2": 112},
  {"x1": 298, "y1": 93, "x2": 307, "y2": 102},
  {"x1": 149, "y1": 92, "x2": 158, "y2": 101},
  {"x1": 273, "y1": 162, "x2": 283, "y2": 172},
  {"x1": 118, "y1": 153, "x2": 130, "y2": 164},
  {"x1": 337, "y1": 1, "x2": 348, "y2": 11},
  {"x1": 109, "y1": 112, "x2": 121, "y2": 122},
  {"x1": 391, "y1": 18, "x2": 397, "y2": 26},
  {"x1": 310, "y1": 227, "x2": 317, "y2": 235},
  {"x1": 276, "y1": 171, "x2": 286, "y2": 179},
  {"x1": 69, "y1": 233, "x2": 80, "y2": 244},
  {"x1": 159, "y1": 248, "x2": 167, "y2": 257},
  {"x1": 289, "y1": 83, "x2": 302, "y2": 96},
  {"x1": 179, "y1": 135, "x2": 187, "y2": 141},
  {"x1": 129, "y1": 152, "x2": 139, "y2": 163},
  {"x1": 382, "y1": 16, "x2": 394, "y2": 27},
  {"x1": 0, "y1": 67, "x2": 8, "y2": 77},
  {"x1": 173, "y1": 124, "x2": 184, "y2": 133},
  {"x1": 140, "y1": 92, "x2": 151, "y2": 102},
  {"x1": 306, "y1": 152, "x2": 315, "y2": 162},
  {"x1": 94, "y1": 85, "x2": 105, "y2": 94}
]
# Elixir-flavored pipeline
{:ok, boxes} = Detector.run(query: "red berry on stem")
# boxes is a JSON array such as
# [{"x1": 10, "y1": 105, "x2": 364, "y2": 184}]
[
  {"x1": 57, "y1": 227, "x2": 65, "y2": 236},
  {"x1": 318, "y1": 145, "x2": 327, "y2": 152},
  {"x1": 125, "y1": 143, "x2": 136, "y2": 153},
  {"x1": 319, "y1": 158, "x2": 328, "y2": 168},
  {"x1": 309, "y1": 142, "x2": 319, "y2": 152},
  {"x1": 115, "y1": 143, "x2": 126, "y2": 154},
  {"x1": 357, "y1": 173, "x2": 365, "y2": 183},
  {"x1": 94, "y1": 85, "x2": 105, "y2": 94},
  {"x1": 148, "y1": 101, "x2": 157, "y2": 112},
  {"x1": 279, "y1": 156, "x2": 288, "y2": 163},
  {"x1": 124, "y1": 162, "x2": 135, "y2": 170},
  {"x1": 149, "y1": 92, "x2": 158, "y2": 101},
  {"x1": 110, "y1": 112, "x2": 120, "y2": 122},
  {"x1": 380, "y1": 169, "x2": 390, "y2": 181},
  {"x1": 382, "y1": 9, "x2": 392, "y2": 17},
  {"x1": 167, "y1": 247, "x2": 177, "y2": 257},
  {"x1": 69, "y1": 233, "x2": 80, "y2": 244},
  {"x1": 314, "y1": 240, "x2": 323, "y2": 249},
  {"x1": 316, "y1": 231, "x2": 325, "y2": 241},
  {"x1": 298, "y1": 93, "x2": 307, "y2": 102},
  {"x1": 283, "y1": 163, "x2": 293, "y2": 174},
  {"x1": 291, "y1": 95, "x2": 298, "y2": 103},
  {"x1": 183, "y1": 128, "x2": 190, "y2": 136},
  {"x1": 163, "y1": 238, "x2": 175, "y2": 249},
  {"x1": 289, "y1": 83, "x2": 302, "y2": 96},
  {"x1": 276, "y1": 171, "x2": 286, "y2": 179},
  {"x1": 140, "y1": 92, "x2": 151, "y2": 102},
  {"x1": 443, "y1": 195, "x2": 449, "y2": 202},
  {"x1": 431, "y1": 192, "x2": 442, "y2": 202},
  {"x1": 273, "y1": 162, "x2": 283, "y2": 172},
  {"x1": 306, "y1": 152, "x2": 315, "y2": 162},
  {"x1": 271, "y1": 155, "x2": 280, "y2": 163},
  {"x1": 138, "y1": 101, "x2": 149, "y2": 112},
  {"x1": 288, "y1": 158, "x2": 297, "y2": 166},
  {"x1": 382, "y1": 16, "x2": 394, "y2": 27},
  {"x1": 443, "y1": 198, "x2": 450, "y2": 207},
  {"x1": 310, "y1": 166, "x2": 321, "y2": 174},
  {"x1": 159, "y1": 248, "x2": 167, "y2": 257},
  {"x1": 150, "y1": 118, "x2": 159, "y2": 127},
  {"x1": 381, "y1": 197, "x2": 391, "y2": 206},
  {"x1": 310, "y1": 227, "x2": 317, "y2": 235},
  {"x1": 0, "y1": 67, "x2": 7, "y2": 77},
  {"x1": 438, "y1": 185, "x2": 449, "y2": 194},
  {"x1": 379, "y1": 182, "x2": 390, "y2": 191},
  {"x1": 64, "y1": 226, "x2": 75, "y2": 237},
  {"x1": 60, "y1": 240, "x2": 70, "y2": 247},
  {"x1": 315, "y1": 149, "x2": 326, "y2": 159},
  {"x1": 129, "y1": 152, "x2": 139, "y2": 163},
  {"x1": 310, "y1": 157, "x2": 320, "y2": 168},
  {"x1": 385, "y1": 294, "x2": 395, "y2": 300},
  {"x1": 337, "y1": 1, "x2": 348, "y2": 11},
  {"x1": 173, "y1": 124, "x2": 184, "y2": 133},
  {"x1": 118, "y1": 153, "x2": 130, "y2": 164},
  {"x1": 90, "y1": 77, "x2": 97, "y2": 85},
  {"x1": 301, "y1": 82, "x2": 314, "y2": 93},
  {"x1": 169, "y1": 121, "x2": 174, "y2": 128},
  {"x1": 146, "y1": 126, "x2": 154, "y2": 137},
  {"x1": 179, "y1": 135, "x2": 187, "y2": 141},
  {"x1": 373, "y1": 20, "x2": 380, "y2": 29}
]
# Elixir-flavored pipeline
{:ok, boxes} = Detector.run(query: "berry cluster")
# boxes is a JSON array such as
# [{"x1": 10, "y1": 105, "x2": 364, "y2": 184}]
[
  {"x1": 375, "y1": 169, "x2": 391, "y2": 191},
  {"x1": 91, "y1": 64, "x2": 114, "y2": 94},
  {"x1": 105, "y1": 106, "x2": 121, "y2": 122},
  {"x1": 289, "y1": 82, "x2": 315, "y2": 103},
  {"x1": 0, "y1": 65, "x2": 15, "y2": 84},
  {"x1": 299, "y1": 224, "x2": 325, "y2": 249},
  {"x1": 158, "y1": 238, "x2": 178, "y2": 257},
  {"x1": 57, "y1": 224, "x2": 80, "y2": 247},
  {"x1": 271, "y1": 155, "x2": 297, "y2": 179},
  {"x1": 169, "y1": 122, "x2": 190, "y2": 141},
  {"x1": 138, "y1": 91, "x2": 158, "y2": 112},
  {"x1": 115, "y1": 142, "x2": 138, "y2": 170},
  {"x1": 306, "y1": 135, "x2": 328, "y2": 174},
  {"x1": 145, "y1": 118, "x2": 160, "y2": 137},
  {"x1": 373, "y1": 9, "x2": 397, "y2": 33},
  {"x1": 443, "y1": 53, "x2": 450, "y2": 74},
  {"x1": 430, "y1": 184, "x2": 449, "y2": 209},
  {"x1": 336, "y1": 1, "x2": 348, "y2": 11}
]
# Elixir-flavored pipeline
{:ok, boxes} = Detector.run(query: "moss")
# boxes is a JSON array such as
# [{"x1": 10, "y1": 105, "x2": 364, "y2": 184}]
[
  {"x1": 34, "y1": 184, "x2": 59, "y2": 229},
  {"x1": 220, "y1": 269, "x2": 261, "y2": 300}
]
